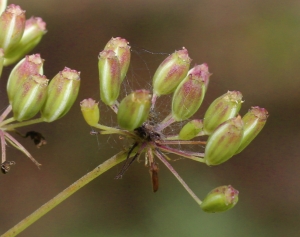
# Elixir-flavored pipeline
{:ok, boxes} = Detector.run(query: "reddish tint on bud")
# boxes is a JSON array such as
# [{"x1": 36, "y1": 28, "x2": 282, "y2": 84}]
[
  {"x1": 203, "y1": 91, "x2": 243, "y2": 135},
  {"x1": 41, "y1": 67, "x2": 80, "y2": 122},
  {"x1": 104, "y1": 37, "x2": 130, "y2": 82},
  {"x1": 0, "y1": 4, "x2": 25, "y2": 53},
  {"x1": 172, "y1": 64, "x2": 210, "y2": 121},
  {"x1": 80, "y1": 98, "x2": 100, "y2": 127},
  {"x1": 98, "y1": 50, "x2": 121, "y2": 106},
  {"x1": 204, "y1": 116, "x2": 243, "y2": 166},
  {"x1": 152, "y1": 47, "x2": 191, "y2": 96},
  {"x1": 179, "y1": 119, "x2": 204, "y2": 140},
  {"x1": 7, "y1": 54, "x2": 44, "y2": 103},
  {"x1": 117, "y1": 90, "x2": 151, "y2": 131},
  {"x1": 4, "y1": 17, "x2": 47, "y2": 66},
  {"x1": 200, "y1": 185, "x2": 239, "y2": 213},
  {"x1": 235, "y1": 106, "x2": 268, "y2": 154},
  {"x1": 12, "y1": 74, "x2": 48, "y2": 121}
]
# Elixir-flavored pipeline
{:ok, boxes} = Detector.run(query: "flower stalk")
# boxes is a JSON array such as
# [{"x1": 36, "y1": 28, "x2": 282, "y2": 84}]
[
  {"x1": 1, "y1": 34, "x2": 269, "y2": 236},
  {"x1": 1, "y1": 150, "x2": 128, "y2": 237},
  {"x1": 79, "y1": 37, "x2": 268, "y2": 214}
]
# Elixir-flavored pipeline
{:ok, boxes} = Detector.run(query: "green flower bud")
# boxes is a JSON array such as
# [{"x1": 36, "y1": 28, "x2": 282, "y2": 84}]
[
  {"x1": 172, "y1": 64, "x2": 210, "y2": 121},
  {"x1": 0, "y1": 4, "x2": 25, "y2": 53},
  {"x1": 98, "y1": 50, "x2": 121, "y2": 106},
  {"x1": 4, "y1": 17, "x2": 47, "y2": 66},
  {"x1": 7, "y1": 54, "x2": 44, "y2": 103},
  {"x1": 235, "y1": 106, "x2": 268, "y2": 154},
  {"x1": 153, "y1": 47, "x2": 191, "y2": 96},
  {"x1": 0, "y1": 0, "x2": 7, "y2": 15},
  {"x1": 12, "y1": 74, "x2": 48, "y2": 121},
  {"x1": 204, "y1": 116, "x2": 243, "y2": 166},
  {"x1": 179, "y1": 119, "x2": 204, "y2": 140},
  {"x1": 104, "y1": 37, "x2": 130, "y2": 82},
  {"x1": 0, "y1": 48, "x2": 4, "y2": 77},
  {"x1": 41, "y1": 67, "x2": 80, "y2": 122},
  {"x1": 203, "y1": 91, "x2": 243, "y2": 135},
  {"x1": 117, "y1": 90, "x2": 151, "y2": 131},
  {"x1": 80, "y1": 98, "x2": 100, "y2": 127},
  {"x1": 200, "y1": 185, "x2": 239, "y2": 213}
]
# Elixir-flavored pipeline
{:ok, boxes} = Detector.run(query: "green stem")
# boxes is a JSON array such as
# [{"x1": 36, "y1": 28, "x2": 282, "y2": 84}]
[
  {"x1": 0, "y1": 117, "x2": 16, "y2": 127},
  {"x1": 94, "y1": 124, "x2": 135, "y2": 137},
  {"x1": 2, "y1": 117, "x2": 44, "y2": 131},
  {"x1": 1, "y1": 150, "x2": 128, "y2": 237}
]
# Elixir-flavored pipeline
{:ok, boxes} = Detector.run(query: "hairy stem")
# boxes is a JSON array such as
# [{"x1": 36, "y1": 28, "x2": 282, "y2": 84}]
[{"x1": 1, "y1": 150, "x2": 128, "y2": 237}]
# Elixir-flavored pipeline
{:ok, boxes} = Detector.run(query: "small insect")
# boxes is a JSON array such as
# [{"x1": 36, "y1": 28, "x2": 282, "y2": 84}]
[
  {"x1": 1, "y1": 161, "x2": 16, "y2": 174},
  {"x1": 149, "y1": 162, "x2": 159, "y2": 192},
  {"x1": 25, "y1": 131, "x2": 47, "y2": 148},
  {"x1": 114, "y1": 123, "x2": 162, "y2": 191}
]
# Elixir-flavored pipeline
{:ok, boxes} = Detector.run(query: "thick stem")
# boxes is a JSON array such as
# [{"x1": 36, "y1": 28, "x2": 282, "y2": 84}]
[{"x1": 1, "y1": 150, "x2": 128, "y2": 237}]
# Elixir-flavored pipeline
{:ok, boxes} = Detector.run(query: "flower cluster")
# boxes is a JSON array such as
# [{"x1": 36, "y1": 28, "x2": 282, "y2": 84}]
[
  {"x1": 81, "y1": 37, "x2": 268, "y2": 212},
  {"x1": 0, "y1": 2, "x2": 80, "y2": 173},
  {"x1": 0, "y1": 2, "x2": 46, "y2": 67}
]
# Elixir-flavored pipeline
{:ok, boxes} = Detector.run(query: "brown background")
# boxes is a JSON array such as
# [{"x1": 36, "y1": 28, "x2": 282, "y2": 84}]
[{"x1": 1, "y1": 0, "x2": 300, "y2": 236}]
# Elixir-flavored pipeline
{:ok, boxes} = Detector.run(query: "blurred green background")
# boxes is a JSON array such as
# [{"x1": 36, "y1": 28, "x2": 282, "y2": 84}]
[{"x1": 1, "y1": 0, "x2": 300, "y2": 236}]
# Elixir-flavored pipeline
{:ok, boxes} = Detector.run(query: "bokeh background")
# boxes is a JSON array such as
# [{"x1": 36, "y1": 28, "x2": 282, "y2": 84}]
[{"x1": 1, "y1": 0, "x2": 300, "y2": 236}]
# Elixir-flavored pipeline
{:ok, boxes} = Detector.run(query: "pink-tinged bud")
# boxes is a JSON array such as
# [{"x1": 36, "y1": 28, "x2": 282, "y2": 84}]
[
  {"x1": 0, "y1": 4, "x2": 25, "y2": 53},
  {"x1": 0, "y1": 48, "x2": 3, "y2": 77},
  {"x1": 104, "y1": 37, "x2": 130, "y2": 82},
  {"x1": 172, "y1": 64, "x2": 211, "y2": 121},
  {"x1": 235, "y1": 106, "x2": 268, "y2": 154},
  {"x1": 204, "y1": 116, "x2": 243, "y2": 166},
  {"x1": 0, "y1": 0, "x2": 7, "y2": 16},
  {"x1": 117, "y1": 90, "x2": 151, "y2": 131},
  {"x1": 153, "y1": 47, "x2": 191, "y2": 96},
  {"x1": 12, "y1": 74, "x2": 48, "y2": 121},
  {"x1": 4, "y1": 17, "x2": 47, "y2": 66},
  {"x1": 200, "y1": 185, "x2": 239, "y2": 213},
  {"x1": 7, "y1": 54, "x2": 44, "y2": 103},
  {"x1": 41, "y1": 67, "x2": 80, "y2": 122},
  {"x1": 98, "y1": 50, "x2": 121, "y2": 106},
  {"x1": 80, "y1": 98, "x2": 100, "y2": 127},
  {"x1": 203, "y1": 91, "x2": 243, "y2": 135},
  {"x1": 179, "y1": 119, "x2": 204, "y2": 140}
]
